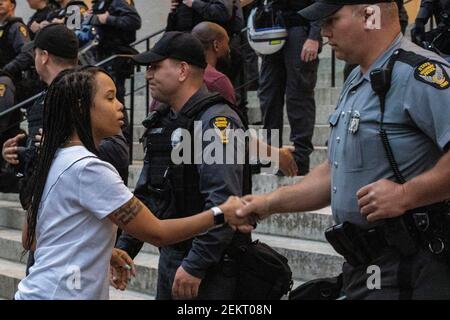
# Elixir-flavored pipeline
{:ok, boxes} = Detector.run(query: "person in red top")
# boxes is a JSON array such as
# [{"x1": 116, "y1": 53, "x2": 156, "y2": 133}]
[
  {"x1": 149, "y1": 22, "x2": 298, "y2": 176},
  {"x1": 193, "y1": 21, "x2": 298, "y2": 177}
]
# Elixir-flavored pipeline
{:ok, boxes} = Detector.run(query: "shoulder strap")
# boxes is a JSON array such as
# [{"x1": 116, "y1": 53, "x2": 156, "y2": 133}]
[{"x1": 182, "y1": 92, "x2": 249, "y2": 129}]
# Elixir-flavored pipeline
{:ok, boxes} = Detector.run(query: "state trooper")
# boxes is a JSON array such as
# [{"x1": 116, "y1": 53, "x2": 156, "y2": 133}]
[
  {"x1": 236, "y1": 0, "x2": 450, "y2": 299},
  {"x1": 115, "y1": 32, "x2": 252, "y2": 300},
  {"x1": 257, "y1": 0, "x2": 322, "y2": 176},
  {"x1": 0, "y1": 0, "x2": 34, "y2": 86}
]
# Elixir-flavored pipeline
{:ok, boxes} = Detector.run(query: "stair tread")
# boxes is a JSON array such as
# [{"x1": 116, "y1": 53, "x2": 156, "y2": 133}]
[
  {"x1": 253, "y1": 233, "x2": 338, "y2": 256},
  {"x1": 0, "y1": 257, "x2": 153, "y2": 300},
  {"x1": 0, "y1": 226, "x2": 337, "y2": 258}
]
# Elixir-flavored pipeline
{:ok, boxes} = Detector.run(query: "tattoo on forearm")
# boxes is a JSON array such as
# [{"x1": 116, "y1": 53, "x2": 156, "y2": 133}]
[{"x1": 112, "y1": 197, "x2": 142, "y2": 226}]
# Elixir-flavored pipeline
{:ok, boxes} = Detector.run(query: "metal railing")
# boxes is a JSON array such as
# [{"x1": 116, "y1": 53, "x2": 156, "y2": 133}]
[{"x1": 1, "y1": 20, "x2": 344, "y2": 164}]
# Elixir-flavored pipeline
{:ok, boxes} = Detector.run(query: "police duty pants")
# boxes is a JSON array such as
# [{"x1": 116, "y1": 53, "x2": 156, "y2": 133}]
[
  {"x1": 342, "y1": 247, "x2": 450, "y2": 299},
  {"x1": 258, "y1": 26, "x2": 319, "y2": 174},
  {"x1": 156, "y1": 247, "x2": 237, "y2": 300}
]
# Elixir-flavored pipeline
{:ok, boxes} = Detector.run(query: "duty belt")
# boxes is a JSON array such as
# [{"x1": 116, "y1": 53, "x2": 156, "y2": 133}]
[{"x1": 326, "y1": 207, "x2": 450, "y2": 267}]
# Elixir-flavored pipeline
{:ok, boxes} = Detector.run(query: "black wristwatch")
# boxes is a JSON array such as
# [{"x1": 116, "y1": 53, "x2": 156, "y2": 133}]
[{"x1": 211, "y1": 206, "x2": 225, "y2": 226}]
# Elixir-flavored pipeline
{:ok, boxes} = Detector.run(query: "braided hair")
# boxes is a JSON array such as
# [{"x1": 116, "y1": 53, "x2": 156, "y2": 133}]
[{"x1": 23, "y1": 66, "x2": 111, "y2": 251}]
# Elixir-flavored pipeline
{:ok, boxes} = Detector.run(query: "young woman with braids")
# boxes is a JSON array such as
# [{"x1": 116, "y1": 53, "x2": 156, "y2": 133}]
[{"x1": 15, "y1": 67, "x2": 252, "y2": 300}]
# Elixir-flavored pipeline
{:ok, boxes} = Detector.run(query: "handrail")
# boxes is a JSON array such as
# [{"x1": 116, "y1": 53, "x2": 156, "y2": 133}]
[
  {"x1": 0, "y1": 54, "x2": 134, "y2": 121},
  {"x1": 131, "y1": 28, "x2": 165, "y2": 47}
]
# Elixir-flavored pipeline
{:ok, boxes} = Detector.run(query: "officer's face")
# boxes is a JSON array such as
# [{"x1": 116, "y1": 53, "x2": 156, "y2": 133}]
[
  {"x1": 321, "y1": 6, "x2": 367, "y2": 64},
  {"x1": 146, "y1": 59, "x2": 183, "y2": 104},
  {"x1": 90, "y1": 72, "x2": 125, "y2": 140},
  {"x1": 0, "y1": 0, "x2": 15, "y2": 17},
  {"x1": 26, "y1": 0, "x2": 45, "y2": 10}
]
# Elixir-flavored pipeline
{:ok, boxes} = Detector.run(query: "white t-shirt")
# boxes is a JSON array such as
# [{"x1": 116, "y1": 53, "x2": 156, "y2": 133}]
[{"x1": 15, "y1": 146, "x2": 133, "y2": 300}]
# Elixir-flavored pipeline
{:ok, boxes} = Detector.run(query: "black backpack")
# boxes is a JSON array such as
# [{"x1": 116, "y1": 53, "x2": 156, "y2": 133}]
[{"x1": 227, "y1": 240, "x2": 293, "y2": 300}]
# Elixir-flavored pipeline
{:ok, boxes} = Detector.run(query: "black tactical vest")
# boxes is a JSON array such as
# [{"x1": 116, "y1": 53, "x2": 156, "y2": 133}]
[
  {"x1": 0, "y1": 18, "x2": 24, "y2": 69},
  {"x1": 135, "y1": 93, "x2": 251, "y2": 222},
  {"x1": 166, "y1": 0, "x2": 240, "y2": 36}
]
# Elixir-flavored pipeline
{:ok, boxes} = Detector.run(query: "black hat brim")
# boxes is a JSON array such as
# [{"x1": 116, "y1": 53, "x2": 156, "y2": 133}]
[
  {"x1": 298, "y1": 2, "x2": 343, "y2": 21},
  {"x1": 131, "y1": 51, "x2": 166, "y2": 66}
]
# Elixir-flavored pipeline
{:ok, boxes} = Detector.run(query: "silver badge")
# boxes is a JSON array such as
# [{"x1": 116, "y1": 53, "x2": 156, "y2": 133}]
[{"x1": 348, "y1": 110, "x2": 360, "y2": 134}]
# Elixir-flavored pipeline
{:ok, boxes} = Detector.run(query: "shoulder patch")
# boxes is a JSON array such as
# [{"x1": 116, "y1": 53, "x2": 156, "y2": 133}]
[
  {"x1": 0, "y1": 83, "x2": 6, "y2": 97},
  {"x1": 210, "y1": 116, "x2": 232, "y2": 144},
  {"x1": 0, "y1": 30, "x2": 3, "y2": 38},
  {"x1": 414, "y1": 61, "x2": 450, "y2": 90},
  {"x1": 19, "y1": 25, "x2": 28, "y2": 38}
]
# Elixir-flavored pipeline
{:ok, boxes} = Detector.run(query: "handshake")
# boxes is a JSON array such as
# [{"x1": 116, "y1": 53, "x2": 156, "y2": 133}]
[{"x1": 109, "y1": 193, "x2": 272, "y2": 291}]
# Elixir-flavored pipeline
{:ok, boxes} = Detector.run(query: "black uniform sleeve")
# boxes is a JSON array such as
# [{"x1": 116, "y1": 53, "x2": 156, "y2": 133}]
[
  {"x1": 105, "y1": 0, "x2": 142, "y2": 31},
  {"x1": 191, "y1": 0, "x2": 234, "y2": 24},
  {"x1": 98, "y1": 133, "x2": 130, "y2": 183},
  {"x1": 181, "y1": 104, "x2": 245, "y2": 279},
  {"x1": 308, "y1": 19, "x2": 322, "y2": 41},
  {"x1": 3, "y1": 23, "x2": 33, "y2": 80},
  {"x1": 416, "y1": 0, "x2": 434, "y2": 24}
]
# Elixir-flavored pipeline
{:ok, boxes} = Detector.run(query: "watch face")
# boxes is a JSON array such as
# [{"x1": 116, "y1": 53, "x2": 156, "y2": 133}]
[{"x1": 214, "y1": 212, "x2": 225, "y2": 225}]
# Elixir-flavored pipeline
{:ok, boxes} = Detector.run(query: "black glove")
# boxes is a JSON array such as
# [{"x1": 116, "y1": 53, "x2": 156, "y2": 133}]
[{"x1": 411, "y1": 20, "x2": 425, "y2": 45}]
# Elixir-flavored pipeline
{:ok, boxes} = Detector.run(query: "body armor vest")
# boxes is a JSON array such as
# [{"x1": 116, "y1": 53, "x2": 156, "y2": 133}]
[
  {"x1": 0, "y1": 18, "x2": 24, "y2": 69},
  {"x1": 135, "y1": 93, "x2": 251, "y2": 222}
]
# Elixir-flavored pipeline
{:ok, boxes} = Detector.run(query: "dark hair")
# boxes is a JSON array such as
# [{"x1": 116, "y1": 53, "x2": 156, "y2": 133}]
[{"x1": 23, "y1": 66, "x2": 112, "y2": 251}]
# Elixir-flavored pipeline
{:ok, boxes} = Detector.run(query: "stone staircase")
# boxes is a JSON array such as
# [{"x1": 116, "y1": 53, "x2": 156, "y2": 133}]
[{"x1": 0, "y1": 47, "x2": 345, "y2": 300}]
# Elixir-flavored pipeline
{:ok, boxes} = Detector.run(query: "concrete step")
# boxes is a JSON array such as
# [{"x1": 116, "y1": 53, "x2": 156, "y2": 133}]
[
  {"x1": 126, "y1": 86, "x2": 342, "y2": 125},
  {"x1": 131, "y1": 123, "x2": 330, "y2": 147},
  {"x1": 0, "y1": 195, "x2": 335, "y2": 244},
  {"x1": 0, "y1": 257, "x2": 154, "y2": 300},
  {"x1": 130, "y1": 145, "x2": 328, "y2": 174},
  {"x1": 123, "y1": 237, "x2": 342, "y2": 296},
  {"x1": 0, "y1": 226, "x2": 342, "y2": 298},
  {"x1": 246, "y1": 102, "x2": 335, "y2": 126},
  {"x1": 246, "y1": 87, "x2": 342, "y2": 111},
  {"x1": 0, "y1": 201, "x2": 23, "y2": 230}
]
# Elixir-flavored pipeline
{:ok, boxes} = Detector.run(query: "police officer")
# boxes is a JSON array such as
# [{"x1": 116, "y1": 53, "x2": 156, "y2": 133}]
[
  {"x1": 0, "y1": 0, "x2": 34, "y2": 83},
  {"x1": 167, "y1": 0, "x2": 246, "y2": 109},
  {"x1": 115, "y1": 31, "x2": 251, "y2": 300},
  {"x1": 89, "y1": 0, "x2": 142, "y2": 104},
  {"x1": 26, "y1": 0, "x2": 53, "y2": 39},
  {"x1": 1, "y1": 24, "x2": 130, "y2": 273},
  {"x1": 0, "y1": 73, "x2": 21, "y2": 193},
  {"x1": 236, "y1": 0, "x2": 450, "y2": 299},
  {"x1": 258, "y1": 0, "x2": 321, "y2": 176},
  {"x1": 46, "y1": 0, "x2": 88, "y2": 24},
  {"x1": 411, "y1": 0, "x2": 450, "y2": 58}
]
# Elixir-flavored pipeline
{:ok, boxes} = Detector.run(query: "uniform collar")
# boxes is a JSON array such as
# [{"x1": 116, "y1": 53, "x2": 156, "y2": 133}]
[
  {"x1": 362, "y1": 33, "x2": 403, "y2": 82},
  {"x1": 178, "y1": 85, "x2": 209, "y2": 114}
]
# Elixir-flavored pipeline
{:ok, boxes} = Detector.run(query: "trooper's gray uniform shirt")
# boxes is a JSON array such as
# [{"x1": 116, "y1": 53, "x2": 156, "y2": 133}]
[{"x1": 328, "y1": 34, "x2": 450, "y2": 227}]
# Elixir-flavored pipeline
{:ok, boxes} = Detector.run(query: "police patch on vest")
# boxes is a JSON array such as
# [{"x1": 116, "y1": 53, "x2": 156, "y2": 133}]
[
  {"x1": 19, "y1": 26, "x2": 28, "y2": 38},
  {"x1": 414, "y1": 61, "x2": 450, "y2": 90},
  {"x1": 211, "y1": 116, "x2": 231, "y2": 144},
  {"x1": 0, "y1": 84, "x2": 6, "y2": 97}
]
